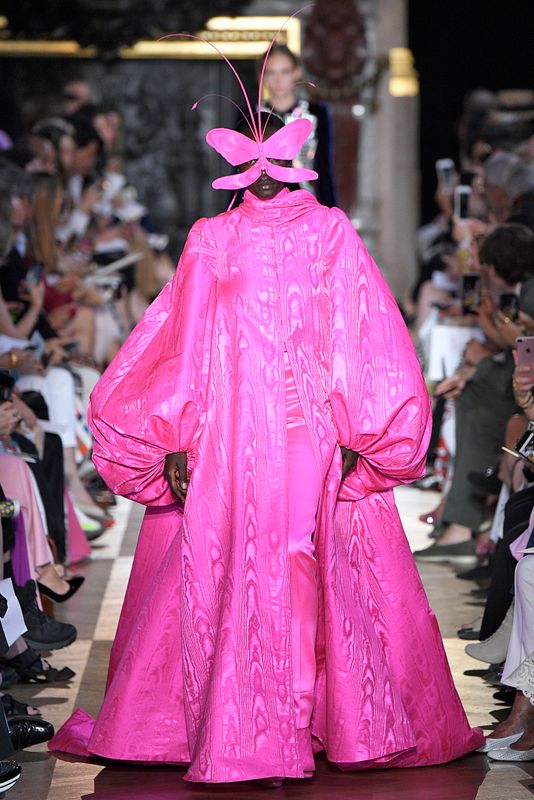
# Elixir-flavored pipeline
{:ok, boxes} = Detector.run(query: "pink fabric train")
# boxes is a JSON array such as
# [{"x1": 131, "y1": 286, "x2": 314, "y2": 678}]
[{"x1": 50, "y1": 188, "x2": 482, "y2": 780}]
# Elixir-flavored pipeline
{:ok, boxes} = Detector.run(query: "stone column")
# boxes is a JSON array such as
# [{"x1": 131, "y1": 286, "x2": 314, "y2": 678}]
[{"x1": 373, "y1": 0, "x2": 419, "y2": 299}]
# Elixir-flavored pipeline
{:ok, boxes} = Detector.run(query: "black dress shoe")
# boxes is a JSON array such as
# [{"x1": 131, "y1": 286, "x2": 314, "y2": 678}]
[
  {"x1": 470, "y1": 586, "x2": 489, "y2": 599},
  {"x1": 457, "y1": 626, "x2": 481, "y2": 641},
  {"x1": 8, "y1": 716, "x2": 54, "y2": 750},
  {"x1": 0, "y1": 761, "x2": 21, "y2": 793},
  {"x1": 456, "y1": 563, "x2": 492, "y2": 582},
  {"x1": 483, "y1": 663, "x2": 504, "y2": 686},
  {"x1": 0, "y1": 667, "x2": 18, "y2": 690}
]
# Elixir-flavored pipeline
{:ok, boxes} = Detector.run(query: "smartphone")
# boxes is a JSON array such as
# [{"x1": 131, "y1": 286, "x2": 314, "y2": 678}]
[
  {"x1": 454, "y1": 185, "x2": 472, "y2": 219},
  {"x1": 461, "y1": 272, "x2": 481, "y2": 315},
  {"x1": 25, "y1": 262, "x2": 44, "y2": 285},
  {"x1": 499, "y1": 293, "x2": 520, "y2": 322},
  {"x1": 502, "y1": 426, "x2": 534, "y2": 465},
  {"x1": 0, "y1": 372, "x2": 15, "y2": 402},
  {"x1": 516, "y1": 337, "x2": 534, "y2": 369},
  {"x1": 435, "y1": 158, "x2": 456, "y2": 192}
]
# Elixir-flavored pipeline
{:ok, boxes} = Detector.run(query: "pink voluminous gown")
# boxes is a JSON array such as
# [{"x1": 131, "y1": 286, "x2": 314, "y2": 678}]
[{"x1": 50, "y1": 188, "x2": 483, "y2": 781}]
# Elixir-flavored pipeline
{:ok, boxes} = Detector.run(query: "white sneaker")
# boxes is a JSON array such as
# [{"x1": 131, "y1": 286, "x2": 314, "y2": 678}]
[{"x1": 73, "y1": 504, "x2": 104, "y2": 533}]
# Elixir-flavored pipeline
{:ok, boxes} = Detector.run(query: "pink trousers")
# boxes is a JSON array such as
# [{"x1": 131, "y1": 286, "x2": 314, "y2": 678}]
[
  {"x1": 285, "y1": 354, "x2": 322, "y2": 730},
  {"x1": 0, "y1": 454, "x2": 54, "y2": 577}
]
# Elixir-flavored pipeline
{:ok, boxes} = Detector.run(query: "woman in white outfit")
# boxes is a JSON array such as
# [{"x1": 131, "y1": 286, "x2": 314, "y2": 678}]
[{"x1": 481, "y1": 555, "x2": 534, "y2": 760}]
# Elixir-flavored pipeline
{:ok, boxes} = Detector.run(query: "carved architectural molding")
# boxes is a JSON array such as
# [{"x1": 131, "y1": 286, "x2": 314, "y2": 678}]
[
  {"x1": 302, "y1": 0, "x2": 368, "y2": 217},
  {"x1": 0, "y1": 15, "x2": 301, "y2": 60},
  {"x1": 302, "y1": 0, "x2": 368, "y2": 99},
  {"x1": 1, "y1": 1, "x2": 253, "y2": 59}
]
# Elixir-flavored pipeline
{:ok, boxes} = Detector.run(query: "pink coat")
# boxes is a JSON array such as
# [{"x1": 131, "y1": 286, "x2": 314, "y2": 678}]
[{"x1": 51, "y1": 189, "x2": 482, "y2": 780}]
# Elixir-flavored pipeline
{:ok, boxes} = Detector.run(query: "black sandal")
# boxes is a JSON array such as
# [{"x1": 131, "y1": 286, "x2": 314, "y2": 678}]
[
  {"x1": 1, "y1": 694, "x2": 41, "y2": 718},
  {"x1": 0, "y1": 668, "x2": 18, "y2": 690},
  {"x1": 5, "y1": 648, "x2": 75, "y2": 684}
]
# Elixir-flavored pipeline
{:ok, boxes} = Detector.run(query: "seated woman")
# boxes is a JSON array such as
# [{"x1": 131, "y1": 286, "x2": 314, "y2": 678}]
[
  {"x1": 479, "y1": 553, "x2": 534, "y2": 761},
  {"x1": 0, "y1": 395, "x2": 83, "y2": 600},
  {"x1": 0, "y1": 192, "x2": 106, "y2": 526}
]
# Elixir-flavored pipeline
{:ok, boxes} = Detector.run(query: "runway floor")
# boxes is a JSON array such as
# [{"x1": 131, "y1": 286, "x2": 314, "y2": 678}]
[{"x1": 10, "y1": 487, "x2": 534, "y2": 800}]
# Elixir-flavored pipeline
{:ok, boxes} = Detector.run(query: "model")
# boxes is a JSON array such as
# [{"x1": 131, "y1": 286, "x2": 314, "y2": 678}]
[{"x1": 50, "y1": 39, "x2": 482, "y2": 783}]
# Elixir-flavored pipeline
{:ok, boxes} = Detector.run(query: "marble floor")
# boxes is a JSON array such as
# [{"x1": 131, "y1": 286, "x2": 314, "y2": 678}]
[{"x1": 8, "y1": 488, "x2": 534, "y2": 800}]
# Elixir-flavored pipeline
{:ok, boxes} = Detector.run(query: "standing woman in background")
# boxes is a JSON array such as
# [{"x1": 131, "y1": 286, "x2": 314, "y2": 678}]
[{"x1": 262, "y1": 43, "x2": 338, "y2": 207}]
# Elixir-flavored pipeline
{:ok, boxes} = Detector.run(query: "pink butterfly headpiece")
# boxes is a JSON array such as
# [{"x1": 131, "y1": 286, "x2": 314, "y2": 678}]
[{"x1": 159, "y1": 7, "x2": 319, "y2": 190}]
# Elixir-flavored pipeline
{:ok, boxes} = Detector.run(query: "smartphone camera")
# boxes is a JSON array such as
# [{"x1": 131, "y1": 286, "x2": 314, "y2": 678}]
[
  {"x1": 499, "y1": 293, "x2": 519, "y2": 322},
  {"x1": 454, "y1": 185, "x2": 472, "y2": 219},
  {"x1": 461, "y1": 273, "x2": 481, "y2": 315},
  {"x1": 435, "y1": 158, "x2": 456, "y2": 193},
  {"x1": 24, "y1": 262, "x2": 44, "y2": 286},
  {"x1": 0, "y1": 372, "x2": 15, "y2": 403}
]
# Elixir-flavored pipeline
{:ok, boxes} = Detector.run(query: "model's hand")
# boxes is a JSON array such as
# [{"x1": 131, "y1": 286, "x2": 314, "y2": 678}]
[
  {"x1": 340, "y1": 446, "x2": 359, "y2": 480},
  {"x1": 164, "y1": 451, "x2": 188, "y2": 501}
]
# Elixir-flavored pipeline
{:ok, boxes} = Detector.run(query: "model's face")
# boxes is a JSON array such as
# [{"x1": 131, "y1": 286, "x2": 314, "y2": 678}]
[
  {"x1": 263, "y1": 53, "x2": 300, "y2": 103},
  {"x1": 237, "y1": 157, "x2": 290, "y2": 199},
  {"x1": 236, "y1": 128, "x2": 292, "y2": 200}
]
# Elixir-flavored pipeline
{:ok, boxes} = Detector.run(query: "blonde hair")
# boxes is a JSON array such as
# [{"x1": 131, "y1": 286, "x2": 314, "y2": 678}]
[{"x1": 30, "y1": 172, "x2": 63, "y2": 268}]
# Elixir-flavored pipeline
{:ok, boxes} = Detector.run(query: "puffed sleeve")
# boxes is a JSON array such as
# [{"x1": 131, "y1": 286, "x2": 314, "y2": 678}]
[
  {"x1": 88, "y1": 218, "x2": 217, "y2": 505},
  {"x1": 324, "y1": 208, "x2": 431, "y2": 500}
]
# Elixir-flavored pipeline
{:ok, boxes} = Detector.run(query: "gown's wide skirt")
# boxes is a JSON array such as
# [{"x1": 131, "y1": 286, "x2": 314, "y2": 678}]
[{"x1": 49, "y1": 494, "x2": 483, "y2": 782}]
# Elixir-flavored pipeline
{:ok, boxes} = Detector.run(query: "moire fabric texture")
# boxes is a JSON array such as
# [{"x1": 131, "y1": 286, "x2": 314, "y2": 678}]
[{"x1": 50, "y1": 189, "x2": 482, "y2": 780}]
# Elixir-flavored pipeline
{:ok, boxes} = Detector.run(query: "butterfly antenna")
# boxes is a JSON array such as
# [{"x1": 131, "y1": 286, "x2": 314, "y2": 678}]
[
  {"x1": 227, "y1": 191, "x2": 239, "y2": 211},
  {"x1": 256, "y1": 4, "x2": 315, "y2": 139},
  {"x1": 159, "y1": 33, "x2": 260, "y2": 140},
  {"x1": 192, "y1": 93, "x2": 257, "y2": 138}
]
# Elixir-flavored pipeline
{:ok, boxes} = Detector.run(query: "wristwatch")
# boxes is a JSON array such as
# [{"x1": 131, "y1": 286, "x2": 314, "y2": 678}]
[{"x1": 8, "y1": 351, "x2": 19, "y2": 368}]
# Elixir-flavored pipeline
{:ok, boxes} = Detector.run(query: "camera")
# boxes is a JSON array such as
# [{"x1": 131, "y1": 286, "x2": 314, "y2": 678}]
[
  {"x1": 499, "y1": 293, "x2": 519, "y2": 322},
  {"x1": 461, "y1": 273, "x2": 481, "y2": 315},
  {"x1": 0, "y1": 372, "x2": 15, "y2": 403},
  {"x1": 454, "y1": 185, "x2": 472, "y2": 219},
  {"x1": 435, "y1": 158, "x2": 456, "y2": 193}
]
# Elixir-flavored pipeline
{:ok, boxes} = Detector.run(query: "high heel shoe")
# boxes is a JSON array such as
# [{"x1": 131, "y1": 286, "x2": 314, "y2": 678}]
[{"x1": 36, "y1": 576, "x2": 84, "y2": 604}]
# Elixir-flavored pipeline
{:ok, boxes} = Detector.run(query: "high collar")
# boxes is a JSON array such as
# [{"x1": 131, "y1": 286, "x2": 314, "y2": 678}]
[{"x1": 239, "y1": 187, "x2": 320, "y2": 224}]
